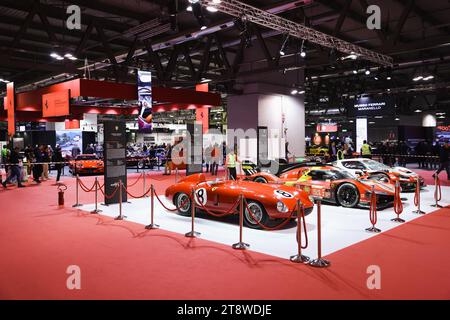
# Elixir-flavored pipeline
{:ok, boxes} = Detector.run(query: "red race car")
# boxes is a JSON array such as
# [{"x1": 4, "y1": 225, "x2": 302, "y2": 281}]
[
  {"x1": 69, "y1": 154, "x2": 104, "y2": 175},
  {"x1": 165, "y1": 173, "x2": 314, "y2": 229},
  {"x1": 246, "y1": 165, "x2": 396, "y2": 209}
]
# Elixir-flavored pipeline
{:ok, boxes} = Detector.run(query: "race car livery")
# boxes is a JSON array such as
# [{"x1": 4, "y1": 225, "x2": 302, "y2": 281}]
[
  {"x1": 165, "y1": 173, "x2": 314, "y2": 229},
  {"x1": 247, "y1": 165, "x2": 396, "y2": 209},
  {"x1": 332, "y1": 158, "x2": 425, "y2": 192}
]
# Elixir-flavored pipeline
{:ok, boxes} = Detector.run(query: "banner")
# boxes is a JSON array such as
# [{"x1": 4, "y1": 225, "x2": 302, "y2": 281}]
[
  {"x1": 195, "y1": 83, "x2": 210, "y2": 133},
  {"x1": 346, "y1": 96, "x2": 395, "y2": 117},
  {"x1": 104, "y1": 121, "x2": 127, "y2": 205},
  {"x1": 316, "y1": 123, "x2": 338, "y2": 133},
  {"x1": 6, "y1": 82, "x2": 15, "y2": 137},
  {"x1": 186, "y1": 123, "x2": 203, "y2": 175},
  {"x1": 356, "y1": 118, "x2": 368, "y2": 152},
  {"x1": 42, "y1": 90, "x2": 70, "y2": 117},
  {"x1": 137, "y1": 70, "x2": 152, "y2": 133},
  {"x1": 56, "y1": 130, "x2": 83, "y2": 158}
]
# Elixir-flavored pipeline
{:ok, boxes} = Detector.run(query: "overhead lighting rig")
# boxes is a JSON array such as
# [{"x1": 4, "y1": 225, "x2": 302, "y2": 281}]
[{"x1": 200, "y1": 0, "x2": 393, "y2": 66}]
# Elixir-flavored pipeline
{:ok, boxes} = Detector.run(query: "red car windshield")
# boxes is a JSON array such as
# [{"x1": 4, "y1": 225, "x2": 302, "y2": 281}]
[{"x1": 76, "y1": 155, "x2": 99, "y2": 161}]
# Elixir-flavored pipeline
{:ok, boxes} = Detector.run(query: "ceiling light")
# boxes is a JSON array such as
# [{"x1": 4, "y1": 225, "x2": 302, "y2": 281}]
[
  {"x1": 298, "y1": 90, "x2": 305, "y2": 94},
  {"x1": 365, "y1": 69, "x2": 371, "y2": 75},
  {"x1": 369, "y1": 121, "x2": 375, "y2": 124},
  {"x1": 206, "y1": 6, "x2": 218, "y2": 12},
  {"x1": 414, "y1": 109, "x2": 422, "y2": 113},
  {"x1": 279, "y1": 34, "x2": 289, "y2": 57},
  {"x1": 201, "y1": 78, "x2": 212, "y2": 83},
  {"x1": 186, "y1": 5, "x2": 193, "y2": 11},
  {"x1": 395, "y1": 118, "x2": 400, "y2": 121},
  {"x1": 64, "y1": 53, "x2": 73, "y2": 58},
  {"x1": 413, "y1": 76, "x2": 423, "y2": 81},
  {"x1": 349, "y1": 120, "x2": 354, "y2": 123},
  {"x1": 50, "y1": 52, "x2": 59, "y2": 58},
  {"x1": 56, "y1": 56, "x2": 64, "y2": 61},
  {"x1": 423, "y1": 75, "x2": 434, "y2": 81},
  {"x1": 200, "y1": 25, "x2": 207, "y2": 30},
  {"x1": 352, "y1": 70, "x2": 358, "y2": 74},
  {"x1": 387, "y1": 76, "x2": 391, "y2": 80},
  {"x1": 291, "y1": 89, "x2": 298, "y2": 95},
  {"x1": 374, "y1": 76, "x2": 379, "y2": 80},
  {"x1": 300, "y1": 51, "x2": 306, "y2": 58},
  {"x1": 438, "y1": 115, "x2": 445, "y2": 119},
  {"x1": 212, "y1": 0, "x2": 222, "y2": 3}
]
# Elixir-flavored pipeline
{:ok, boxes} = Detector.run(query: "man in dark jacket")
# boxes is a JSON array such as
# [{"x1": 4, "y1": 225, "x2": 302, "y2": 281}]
[
  {"x1": 53, "y1": 146, "x2": 64, "y2": 182},
  {"x1": 433, "y1": 140, "x2": 449, "y2": 180},
  {"x1": 2, "y1": 147, "x2": 25, "y2": 188}
]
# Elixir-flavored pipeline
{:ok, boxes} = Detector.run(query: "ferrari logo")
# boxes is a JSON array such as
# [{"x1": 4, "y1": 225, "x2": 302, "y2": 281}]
[{"x1": 212, "y1": 187, "x2": 218, "y2": 192}]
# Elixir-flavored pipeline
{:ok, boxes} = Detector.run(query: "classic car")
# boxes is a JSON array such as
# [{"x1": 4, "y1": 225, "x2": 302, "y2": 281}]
[{"x1": 165, "y1": 173, "x2": 314, "y2": 229}]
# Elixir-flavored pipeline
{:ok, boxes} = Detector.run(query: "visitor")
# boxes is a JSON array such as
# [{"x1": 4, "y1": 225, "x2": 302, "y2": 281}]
[
  {"x1": 2, "y1": 144, "x2": 10, "y2": 174},
  {"x1": 53, "y1": 145, "x2": 64, "y2": 182},
  {"x1": 337, "y1": 144, "x2": 345, "y2": 160},
  {"x1": 433, "y1": 140, "x2": 449, "y2": 181},
  {"x1": 211, "y1": 143, "x2": 220, "y2": 176},
  {"x1": 71, "y1": 145, "x2": 81, "y2": 158},
  {"x1": 85, "y1": 144, "x2": 94, "y2": 154},
  {"x1": 328, "y1": 141, "x2": 337, "y2": 161},
  {"x1": 163, "y1": 144, "x2": 173, "y2": 176},
  {"x1": 225, "y1": 148, "x2": 238, "y2": 181},
  {"x1": 33, "y1": 145, "x2": 43, "y2": 184},
  {"x1": 41, "y1": 145, "x2": 50, "y2": 181},
  {"x1": 2, "y1": 146, "x2": 25, "y2": 188},
  {"x1": 361, "y1": 140, "x2": 372, "y2": 159}
]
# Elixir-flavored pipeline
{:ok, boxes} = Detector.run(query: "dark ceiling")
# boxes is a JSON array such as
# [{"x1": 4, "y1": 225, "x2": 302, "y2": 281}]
[{"x1": 0, "y1": 0, "x2": 449, "y2": 116}]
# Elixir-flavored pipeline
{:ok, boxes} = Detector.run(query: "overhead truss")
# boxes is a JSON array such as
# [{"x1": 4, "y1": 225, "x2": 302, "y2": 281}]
[{"x1": 201, "y1": 0, "x2": 394, "y2": 66}]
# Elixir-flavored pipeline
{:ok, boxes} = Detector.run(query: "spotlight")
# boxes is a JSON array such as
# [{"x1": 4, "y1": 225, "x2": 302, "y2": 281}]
[
  {"x1": 299, "y1": 39, "x2": 306, "y2": 58},
  {"x1": 352, "y1": 70, "x2": 358, "y2": 74},
  {"x1": 395, "y1": 118, "x2": 400, "y2": 121},
  {"x1": 386, "y1": 76, "x2": 391, "y2": 80},
  {"x1": 365, "y1": 68, "x2": 371, "y2": 75},
  {"x1": 300, "y1": 51, "x2": 306, "y2": 58},
  {"x1": 186, "y1": 5, "x2": 192, "y2": 11},
  {"x1": 279, "y1": 34, "x2": 289, "y2": 56}
]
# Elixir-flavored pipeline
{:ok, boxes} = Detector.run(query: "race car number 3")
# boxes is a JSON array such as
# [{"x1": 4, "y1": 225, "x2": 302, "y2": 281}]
[
  {"x1": 195, "y1": 188, "x2": 207, "y2": 206},
  {"x1": 274, "y1": 190, "x2": 293, "y2": 198}
]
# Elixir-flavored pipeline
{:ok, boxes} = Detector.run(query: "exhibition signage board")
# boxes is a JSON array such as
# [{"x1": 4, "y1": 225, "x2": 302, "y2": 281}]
[
  {"x1": 195, "y1": 83, "x2": 210, "y2": 134},
  {"x1": 346, "y1": 96, "x2": 395, "y2": 117},
  {"x1": 6, "y1": 82, "x2": 15, "y2": 137},
  {"x1": 316, "y1": 123, "x2": 338, "y2": 133},
  {"x1": 137, "y1": 70, "x2": 153, "y2": 133},
  {"x1": 186, "y1": 123, "x2": 203, "y2": 176},
  {"x1": 42, "y1": 90, "x2": 70, "y2": 117},
  {"x1": 356, "y1": 118, "x2": 368, "y2": 152},
  {"x1": 104, "y1": 121, "x2": 127, "y2": 205}
]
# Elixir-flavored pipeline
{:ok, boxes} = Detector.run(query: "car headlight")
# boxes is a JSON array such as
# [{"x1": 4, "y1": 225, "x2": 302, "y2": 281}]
[{"x1": 276, "y1": 201, "x2": 289, "y2": 213}]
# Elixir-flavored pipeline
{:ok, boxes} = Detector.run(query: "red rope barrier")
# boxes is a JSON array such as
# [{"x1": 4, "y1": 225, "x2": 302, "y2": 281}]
[
  {"x1": 435, "y1": 175, "x2": 442, "y2": 202},
  {"x1": 98, "y1": 182, "x2": 120, "y2": 200},
  {"x1": 127, "y1": 173, "x2": 144, "y2": 188},
  {"x1": 153, "y1": 189, "x2": 184, "y2": 212},
  {"x1": 193, "y1": 192, "x2": 241, "y2": 218},
  {"x1": 78, "y1": 179, "x2": 97, "y2": 193},
  {"x1": 369, "y1": 189, "x2": 378, "y2": 226},
  {"x1": 124, "y1": 184, "x2": 152, "y2": 199}
]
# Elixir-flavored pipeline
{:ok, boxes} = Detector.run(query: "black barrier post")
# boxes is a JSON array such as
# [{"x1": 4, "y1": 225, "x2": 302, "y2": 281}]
[
  {"x1": 309, "y1": 200, "x2": 330, "y2": 268},
  {"x1": 431, "y1": 175, "x2": 443, "y2": 208},
  {"x1": 90, "y1": 177, "x2": 102, "y2": 214},
  {"x1": 185, "y1": 188, "x2": 200, "y2": 238},
  {"x1": 115, "y1": 181, "x2": 124, "y2": 220},
  {"x1": 72, "y1": 174, "x2": 83, "y2": 208},
  {"x1": 290, "y1": 200, "x2": 310, "y2": 264},
  {"x1": 145, "y1": 184, "x2": 160, "y2": 230},
  {"x1": 232, "y1": 194, "x2": 250, "y2": 250}
]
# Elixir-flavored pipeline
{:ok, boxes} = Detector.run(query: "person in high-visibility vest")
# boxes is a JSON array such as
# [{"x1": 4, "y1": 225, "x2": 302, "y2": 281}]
[
  {"x1": 361, "y1": 140, "x2": 372, "y2": 159},
  {"x1": 225, "y1": 149, "x2": 238, "y2": 180},
  {"x1": 337, "y1": 145, "x2": 344, "y2": 160}
]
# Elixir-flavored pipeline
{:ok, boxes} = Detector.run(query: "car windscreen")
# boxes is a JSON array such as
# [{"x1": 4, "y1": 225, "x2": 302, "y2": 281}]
[
  {"x1": 363, "y1": 160, "x2": 390, "y2": 171},
  {"x1": 76, "y1": 156, "x2": 98, "y2": 161}
]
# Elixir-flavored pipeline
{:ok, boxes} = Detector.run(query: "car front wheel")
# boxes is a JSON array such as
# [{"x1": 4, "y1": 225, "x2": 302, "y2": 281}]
[
  {"x1": 175, "y1": 193, "x2": 192, "y2": 216},
  {"x1": 243, "y1": 200, "x2": 269, "y2": 229}
]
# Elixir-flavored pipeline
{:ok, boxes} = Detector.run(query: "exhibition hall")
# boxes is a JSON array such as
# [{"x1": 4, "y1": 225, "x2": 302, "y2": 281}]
[{"x1": 0, "y1": 0, "x2": 450, "y2": 306}]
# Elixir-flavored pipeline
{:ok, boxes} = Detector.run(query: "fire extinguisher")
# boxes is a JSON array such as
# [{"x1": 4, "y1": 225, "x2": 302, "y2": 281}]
[{"x1": 58, "y1": 184, "x2": 68, "y2": 206}]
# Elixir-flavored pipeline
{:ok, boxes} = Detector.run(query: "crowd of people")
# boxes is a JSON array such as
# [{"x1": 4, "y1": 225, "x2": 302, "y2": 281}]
[{"x1": 1, "y1": 144, "x2": 66, "y2": 189}]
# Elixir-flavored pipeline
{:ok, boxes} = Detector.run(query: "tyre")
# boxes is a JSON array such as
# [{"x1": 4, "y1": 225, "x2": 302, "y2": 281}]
[
  {"x1": 253, "y1": 176, "x2": 268, "y2": 183},
  {"x1": 137, "y1": 160, "x2": 145, "y2": 169},
  {"x1": 336, "y1": 183, "x2": 360, "y2": 208},
  {"x1": 243, "y1": 200, "x2": 269, "y2": 229},
  {"x1": 174, "y1": 193, "x2": 192, "y2": 216}
]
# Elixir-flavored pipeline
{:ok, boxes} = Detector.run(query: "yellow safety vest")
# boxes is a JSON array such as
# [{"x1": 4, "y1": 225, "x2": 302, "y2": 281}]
[
  {"x1": 226, "y1": 154, "x2": 236, "y2": 168},
  {"x1": 361, "y1": 144, "x2": 371, "y2": 155}
]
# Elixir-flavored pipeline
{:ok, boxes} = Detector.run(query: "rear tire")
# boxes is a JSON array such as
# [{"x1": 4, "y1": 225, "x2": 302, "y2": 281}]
[
  {"x1": 253, "y1": 176, "x2": 268, "y2": 183},
  {"x1": 336, "y1": 183, "x2": 360, "y2": 208},
  {"x1": 243, "y1": 200, "x2": 269, "y2": 229},
  {"x1": 174, "y1": 193, "x2": 192, "y2": 216},
  {"x1": 137, "y1": 160, "x2": 145, "y2": 169}
]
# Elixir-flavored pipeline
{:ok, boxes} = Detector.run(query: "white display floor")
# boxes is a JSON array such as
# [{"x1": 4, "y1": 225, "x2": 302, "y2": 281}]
[{"x1": 80, "y1": 186, "x2": 449, "y2": 260}]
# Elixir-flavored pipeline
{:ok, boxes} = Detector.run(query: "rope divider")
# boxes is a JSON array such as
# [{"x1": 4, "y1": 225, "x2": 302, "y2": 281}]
[
  {"x1": 127, "y1": 172, "x2": 144, "y2": 188},
  {"x1": 98, "y1": 182, "x2": 120, "y2": 200},
  {"x1": 78, "y1": 179, "x2": 98, "y2": 193},
  {"x1": 193, "y1": 192, "x2": 241, "y2": 218}
]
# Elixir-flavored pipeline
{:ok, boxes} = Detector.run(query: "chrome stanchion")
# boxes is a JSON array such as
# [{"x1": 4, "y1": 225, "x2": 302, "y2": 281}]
[
  {"x1": 309, "y1": 200, "x2": 330, "y2": 268},
  {"x1": 143, "y1": 172, "x2": 149, "y2": 198},
  {"x1": 90, "y1": 177, "x2": 102, "y2": 214},
  {"x1": 72, "y1": 174, "x2": 83, "y2": 207},
  {"x1": 431, "y1": 175, "x2": 443, "y2": 208},
  {"x1": 412, "y1": 176, "x2": 425, "y2": 214},
  {"x1": 232, "y1": 194, "x2": 250, "y2": 250},
  {"x1": 115, "y1": 180, "x2": 124, "y2": 220},
  {"x1": 145, "y1": 184, "x2": 159, "y2": 230},
  {"x1": 290, "y1": 200, "x2": 310, "y2": 263},
  {"x1": 185, "y1": 188, "x2": 200, "y2": 238}
]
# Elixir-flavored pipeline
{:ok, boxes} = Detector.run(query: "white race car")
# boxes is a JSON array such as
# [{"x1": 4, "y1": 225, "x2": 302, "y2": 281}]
[{"x1": 332, "y1": 158, "x2": 425, "y2": 192}]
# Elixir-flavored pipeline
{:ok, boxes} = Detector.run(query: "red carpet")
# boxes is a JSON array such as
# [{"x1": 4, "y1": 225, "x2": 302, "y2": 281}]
[
  {"x1": 0, "y1": 171, "x2": 449, "y2": 300},
  {"x1": 414, "y1": 169, "x2": 450, "y2": 187}
]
